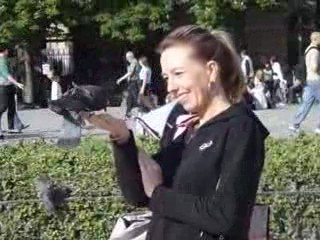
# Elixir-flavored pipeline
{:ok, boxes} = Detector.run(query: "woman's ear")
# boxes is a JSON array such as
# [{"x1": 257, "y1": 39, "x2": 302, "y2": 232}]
[{"x1": 206, "y1": 60, "x2": 219, "y2": 84}]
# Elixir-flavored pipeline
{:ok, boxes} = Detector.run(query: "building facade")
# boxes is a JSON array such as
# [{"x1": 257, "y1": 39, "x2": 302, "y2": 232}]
[{"x1": 244, "y1": 0, "x2": 319, "y2": 67}]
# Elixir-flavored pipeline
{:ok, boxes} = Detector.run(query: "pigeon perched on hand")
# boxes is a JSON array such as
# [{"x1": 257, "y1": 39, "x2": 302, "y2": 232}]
[
  {"x1": 49, "y1": 83, "x2": 109, "y2": 125},
  {"x1": 35, "y1": 175, "x2": 72, "y2": 215},
  {"x1": 48, "y1": 83, "x2": 109, "y2": 148}
]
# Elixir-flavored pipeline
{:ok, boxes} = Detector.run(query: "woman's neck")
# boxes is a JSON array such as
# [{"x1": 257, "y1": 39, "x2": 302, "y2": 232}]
[{"x1": 198, "y1": 95, "x2": 231, "y2": 127}]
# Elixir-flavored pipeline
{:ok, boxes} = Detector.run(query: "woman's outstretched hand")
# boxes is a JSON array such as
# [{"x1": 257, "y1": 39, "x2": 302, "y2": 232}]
[
  {"x1": 81, "y1": 112, "x2": 163, "y2": 197},
  {"x1": 80, "y1": 112, "x2": 130, "y2": 144}
]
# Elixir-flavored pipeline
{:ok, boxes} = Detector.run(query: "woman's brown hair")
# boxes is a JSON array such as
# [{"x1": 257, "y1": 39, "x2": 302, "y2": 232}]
[{"x1": 157, "y1": 25, "x2": 244, "y2": 103}]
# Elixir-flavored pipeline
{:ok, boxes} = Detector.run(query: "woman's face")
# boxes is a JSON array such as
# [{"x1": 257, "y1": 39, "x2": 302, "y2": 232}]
[{"x1": 160, "y1": 45, "x2": 217, "y2": 113}]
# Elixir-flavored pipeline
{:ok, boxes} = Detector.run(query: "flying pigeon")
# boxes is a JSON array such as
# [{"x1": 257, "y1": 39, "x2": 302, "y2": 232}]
[{"x1": 35, "y1": 175, "x2": 72, "y2": 215}]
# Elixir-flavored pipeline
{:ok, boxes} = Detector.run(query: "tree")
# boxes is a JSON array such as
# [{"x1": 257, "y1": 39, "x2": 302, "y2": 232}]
[
  {"x1": 0, "y1": 1, "x2": 171, "y2": 103},
  {"x1": 0, "y1": 0, "x2": 63, "y2": 104},
  {"x1": 186, "y1": 0, "x2": 284, "y2": 30},
  {"x1": 0, "y1": 0, "x2": 285, "y2": 104},
  {"x1": 94, "y1": 0, "x2": 284, "y2": 42},
  {"x1": 94, "y1": 2, "x2": 170, "y2": 43}
]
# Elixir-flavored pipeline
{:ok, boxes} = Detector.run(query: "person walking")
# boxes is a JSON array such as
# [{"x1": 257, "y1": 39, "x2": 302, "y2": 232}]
[
  {"x1": 83, "y1": 25, "x2": 269, "y2": 240},
  {"x1": 289, "y1": 32, "x2": 320, "y2": 133},
  {"x1": 116, "y1": 51, "x2": 140, "y2": 118},
  {"x1": 6, "y1": 83, "x2": 29, "y2": 133},
  {"x1": 0, "y1": 46, "x2": 25, "y2": 138},
  {"x1": 240, "y1": 49, "x2": 254, "y2": 85},
  {"x1": 48, "y1": 64, "x2": 63, "y2": 101},
  {"x1": 137, "y1": 56, "x2": 155, "y2": 112}
]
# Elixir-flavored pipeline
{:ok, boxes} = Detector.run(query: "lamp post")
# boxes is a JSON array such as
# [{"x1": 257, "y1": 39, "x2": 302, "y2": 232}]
[
  {"x1": 316, "y1": 0, "x2": 320, "y2": 28},
  {"x1": 297, "y1": 16, "x2": 303, "y2": 58},
  {"x1": 294, "y1": 0, "x2": 303, "y2": 59}
]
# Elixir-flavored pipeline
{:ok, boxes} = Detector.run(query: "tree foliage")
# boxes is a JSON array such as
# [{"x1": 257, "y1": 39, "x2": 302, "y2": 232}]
[
  {"x1": 0, "y1": 0, "x2": 285, "y2": 46},
  {"x1": 96, "y1": 2, "x2": 170, "y2": 42},
  {"x1": 0, "y1": 0, "x2": 61, "y2": 45},
  {"x1": 0, "y1": 0, "x2": 285, "y2": 104},
  {"x1": 94, "y1": 0, "x2": 284, "y2": 42},
  {"x1": 187, "y1": 0, "x2": 284, "y2": 30}
]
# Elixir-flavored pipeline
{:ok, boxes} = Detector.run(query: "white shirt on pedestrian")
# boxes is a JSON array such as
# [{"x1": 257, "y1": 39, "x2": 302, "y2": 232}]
[
  {"x1": 271, "y1": 62, "x2": 284, "y2": 82},
  {"x1": 51, "y1": 81, "x2": 62, "y2": 100},
  {"x1": 139, "y1": 66, "x2": 152, "y2": 84},
  {"x1": 241, "y1": 55, "x2": 254, "y2": 79}
]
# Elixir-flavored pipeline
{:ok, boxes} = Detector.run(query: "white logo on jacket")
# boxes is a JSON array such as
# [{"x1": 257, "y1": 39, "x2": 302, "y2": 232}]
[{"x1": 199, "y1": 140, "x2": 213, "y2": 151}]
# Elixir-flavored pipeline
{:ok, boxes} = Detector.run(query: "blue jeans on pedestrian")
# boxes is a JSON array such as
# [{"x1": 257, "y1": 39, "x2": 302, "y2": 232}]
[{"x1": 293, "y1": 80, "x2": 320, "y2": 128}]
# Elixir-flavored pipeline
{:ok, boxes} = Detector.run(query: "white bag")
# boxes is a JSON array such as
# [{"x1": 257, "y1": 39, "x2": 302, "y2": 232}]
[
  {"x1": 109, "y1": 211, "x2": 152, "y2": 240},
  {"x1": 133, "y1": 100, "x2": 178, "y2": 139}
]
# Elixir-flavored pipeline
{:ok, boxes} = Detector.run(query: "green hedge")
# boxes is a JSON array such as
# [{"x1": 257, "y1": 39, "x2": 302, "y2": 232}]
[
  {"x1": 0, "y1": 135, "x2": 319, "y2": 239},
  {"x1": 259, "y1": 135, "x2": 320, "y2": 239}
]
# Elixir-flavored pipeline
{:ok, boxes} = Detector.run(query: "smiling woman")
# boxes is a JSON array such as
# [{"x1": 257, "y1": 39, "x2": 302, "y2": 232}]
[
  {"x1": 158, "y1": 27, "x2": 244, "y2": 126},
  {"x1": 84, "y1": 25, "x2": 270, "y2": 240}
]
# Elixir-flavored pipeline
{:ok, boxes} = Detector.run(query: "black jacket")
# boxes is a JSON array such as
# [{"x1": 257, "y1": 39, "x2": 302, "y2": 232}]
[{"x1": 112, "y1": 102, "x2": 269, "y2": 240}]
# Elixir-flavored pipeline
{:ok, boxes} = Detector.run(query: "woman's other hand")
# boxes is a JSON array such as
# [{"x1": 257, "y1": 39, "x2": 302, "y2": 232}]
[
  {"x1": 80, "y1": 112, "x2": 130, "y2": 144},
  {"x1": 138, "y1": 150, "x2": 163, "y2": 198}
]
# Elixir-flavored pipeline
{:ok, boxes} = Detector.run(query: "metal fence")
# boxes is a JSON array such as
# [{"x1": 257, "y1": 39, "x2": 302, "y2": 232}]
[
  {"x1": 45, "y1": 48, "x2": 74, "y2": 76},
  {"x1": 0, "y1": 185, "x2": 319, "y2": 239}
]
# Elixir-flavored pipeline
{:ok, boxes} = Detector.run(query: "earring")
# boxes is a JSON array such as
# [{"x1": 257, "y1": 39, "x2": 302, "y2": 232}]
[{"x1": 208, "y1": 81, "x2": 214, "y2": 90}]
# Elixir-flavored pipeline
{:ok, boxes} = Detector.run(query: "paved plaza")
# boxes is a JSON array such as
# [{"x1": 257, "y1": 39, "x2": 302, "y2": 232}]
[{"x1": 0, "y1": 104, "x2": 319, "y2": 145}]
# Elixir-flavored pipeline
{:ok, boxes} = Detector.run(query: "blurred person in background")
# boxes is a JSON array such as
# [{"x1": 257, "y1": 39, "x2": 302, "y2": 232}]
[
  {"x1": 270, "y1": 56, "x2": 287, "y2": 106},
  {"x1": 138, "y1": 56, "x2": 156, "y2": 113},
  {"x1": 247, "y1": 70, "x2": 268, "y2": 110},
  {"x1": 240, "y1": 49, "x2": 254, "y2": 86},
  {"x1": 117, "y1": 51, "x2": 140, "y2": 118},
  {"x1": 0, "y1": 46, "x2": 27, "y2": 138},
  {"x1": 290, "y1": 32, "x2": 320, "y2": 133}
]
